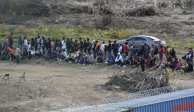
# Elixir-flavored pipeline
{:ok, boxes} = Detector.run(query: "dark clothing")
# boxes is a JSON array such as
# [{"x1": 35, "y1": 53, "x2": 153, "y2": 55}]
[
  {"x1": 113, "y1": 43, "x2": 118, "y2": 50},
  {"x1": 170, "y1": 49, "x2": 176, "y2": 58},
  {"x1": 23, "y1": 51, "x2": 28, "y2": 57},
  {"x1": 66, "y1": 41, "x2": 71, "y2": 49},
  {"x1": 18, "y1": 38, "x2": 23, "y2": 46},
  {"x1": 138, "y1": 48, "x2": 144, "y2": 56},
  {"x1": 145, "y1": 53, "x2": 149, "y2": 59},
  {"x1": 83, "y1": 42, "x2": 88, "y2": 53},
  {"x1": 79, "y1": 41, "x2": 83, "y2": 49},
  {"x1": 0, "y1": 44, "x2": 2, "y2": 51},
  {"x1": 139, "y1": 57, "x2": 145, "y2": 72},
  {"x1": 8, "y1": 35, "x2": 13, "y2": 49},
  {"x1": 46, "y1": 40, "x2": 51, "y2": 50},
  {"x1": 31, "y1": 40, "x2": 35, "y2": 46},
  {"x1": 70, "y1": 41, "x2": 74, "y2": 53},
  {"x1": 167, "y1": 56, "x2": 172, "y2": 62}
]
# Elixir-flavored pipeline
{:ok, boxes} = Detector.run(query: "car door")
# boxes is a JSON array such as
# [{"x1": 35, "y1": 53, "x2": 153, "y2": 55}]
[
  {"x1": 135, "y1": 37, "x2": 148, "y2": 48},
  {"x1": 127, "y1": 37, "x2": 136, "y2": 46}
]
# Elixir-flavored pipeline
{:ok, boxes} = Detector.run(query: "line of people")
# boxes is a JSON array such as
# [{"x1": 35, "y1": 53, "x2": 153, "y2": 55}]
[{"x1": 0, "y1": 34, "x2": 193, "y2": 73}]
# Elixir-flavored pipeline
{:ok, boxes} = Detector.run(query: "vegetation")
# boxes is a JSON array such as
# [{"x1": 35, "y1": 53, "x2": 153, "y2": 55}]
[{"x1": 0, "y1": 24, "x2": 139, "y2": 42}]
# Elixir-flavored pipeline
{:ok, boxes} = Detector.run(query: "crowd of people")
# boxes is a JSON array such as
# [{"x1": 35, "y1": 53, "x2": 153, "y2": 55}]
[{"x1": 0, "y1": 33, "x2": 193, "y2": 73}]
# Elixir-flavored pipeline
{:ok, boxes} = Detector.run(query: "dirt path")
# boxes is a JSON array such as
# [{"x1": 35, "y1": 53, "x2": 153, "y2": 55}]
[{"x1": 0, "y1": 60, "x2": 127, "y2": 112}]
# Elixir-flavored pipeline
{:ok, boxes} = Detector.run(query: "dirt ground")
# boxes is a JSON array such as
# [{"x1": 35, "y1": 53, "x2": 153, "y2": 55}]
[{"x1": 0, "y1": 49, "x2": 194, "y2": 112}]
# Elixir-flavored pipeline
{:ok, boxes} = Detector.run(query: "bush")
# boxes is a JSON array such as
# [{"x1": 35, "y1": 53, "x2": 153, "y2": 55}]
[{"x1": 0, "y1": 33, "x2": 6, "y2": 37}]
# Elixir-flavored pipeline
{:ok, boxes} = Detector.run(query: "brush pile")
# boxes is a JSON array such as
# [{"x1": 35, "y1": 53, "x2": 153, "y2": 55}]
[{"x1": 103, "y1": 68, "x2": 168, "y2": 92}]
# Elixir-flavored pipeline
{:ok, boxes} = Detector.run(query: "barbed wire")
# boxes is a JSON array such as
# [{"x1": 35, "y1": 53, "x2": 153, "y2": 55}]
[{"x1": 49, "y1": 81, "x2": 194, "y2": 112}]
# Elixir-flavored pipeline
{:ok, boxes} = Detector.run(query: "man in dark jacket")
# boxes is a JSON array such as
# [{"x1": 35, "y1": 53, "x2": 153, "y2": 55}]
[
  {"x1": 8, "y1": 33, "x2": 13, "y2": 49},
  {"x1": 46, "y1": 38, "x2": 51, "y2": 54},
  {"x1": 143, "y1": 44, "x2": 148, "y2": 58},
  {"x1": 70, "y1": 38, "x2": 74, "y2": 56},
  {"x1": 66, "y1": 38, "x2": 70, "y2": 55},
  {"x1": 83, "y1": 39, "x2": 88, "y2": 53},
  {"x1": 138, "y1": 55, "x2": 145, "y2": 72},
  {"x1": 79, "y1": 38, "x2": 83, "y2": 53},
  {"x1": 31, "y1": 38, "x2": 35, "y2": 52},
  {"x1": 113, "y1": 41, "x2": 118, "y2": 57},
  {"x1": 87, "y1": 38, "x2": 91, "y2": 54}
]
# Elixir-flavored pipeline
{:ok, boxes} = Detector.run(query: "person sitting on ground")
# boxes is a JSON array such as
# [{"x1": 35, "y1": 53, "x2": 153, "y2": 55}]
[
  {"x1": 115, "y1": 53, "x2": 123, "y2": 66},
  {"x1": 107, "y1": 53, "x2": 115, "y2": 65},
  {"x1": 132, "y1": 55, "x2": 139, "y2": 67},
  {"x1": 85, "y1": 52, "x2": 94, "y2": 65},
  {"x1": 51, "y1": 49, "x2": 57, "y2": 61},
  {"x1": 96, "y1": 53, "x2": 103, "y2": 64},
  {"x1": 185, "y1": 61, "x2": 193, "y2": 72},
  {"x1": 145, "y1": 50, "x2": 149, "y2": 59},
  {"x1": 76, "y1": 52, "x2": 83, "y2": 63},
  {"x1": 130, "y1": 47, "x2": 136, "y2": 58},
  {"x1": 166, "y1": 55, "x2": 172, "y2": 67},
  {"x1": 118, "y1": 54, "x2": 129, "y2": 68},
  {"x1": 145, "y1": 56, "x2": 153, "y2": 68},
  {"x1": 21, "y1": 48, "x2": 28, "y2": 60},
  {"x1": 79, "y1": 53, "x2": 87, "y2": 64},
  {"x1": 175, "y1": 59, "x2": 183, "y2": 71},
  {"x1": 35, "y1": 48, "x2": 42, "y2": 57},
  {"x1": 71, "y1": 51, "x2": 79, "y2": 63},
  {"x1": 2, "y1": 42, "x2": 7, "y2": 52},
  {"x1": 59, "y1": 49, "x2": 67, "y2": 61},
  {"x1": 8, "y1": 47, "x2": 15, "y2": 60}
]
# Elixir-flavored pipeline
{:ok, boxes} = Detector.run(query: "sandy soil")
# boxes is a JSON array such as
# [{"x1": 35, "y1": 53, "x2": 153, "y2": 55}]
[{"x1": 0, "y1": 60, "x2": 128, "y2": 112}]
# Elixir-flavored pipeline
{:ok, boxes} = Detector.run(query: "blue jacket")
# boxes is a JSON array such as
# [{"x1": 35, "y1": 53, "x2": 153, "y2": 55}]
[
  {"x1": 130, "y1": 49, "x2": 136, "y2": 57},
  {"x1": 18, "y1": 38, "x2": 23, "y2": 46},
  {"x1": 108, "y1": 53, "x2": 115, "y2": 61}
]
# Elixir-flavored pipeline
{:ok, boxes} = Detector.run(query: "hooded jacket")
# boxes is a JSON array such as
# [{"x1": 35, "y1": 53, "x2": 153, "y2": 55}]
[{"x1": 108, "y1": 53, "x2": 115, "y2": 61}]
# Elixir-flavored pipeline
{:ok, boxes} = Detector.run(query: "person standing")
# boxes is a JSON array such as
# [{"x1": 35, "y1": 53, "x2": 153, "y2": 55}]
[
  {"x1": 83, "y1": 39, "x2": 87, "y2": 53},
  {"x1": 7, "y1": 37, "x2": 9, "y2": 47},
  {"x1": 79, "y1": 38, "x2": 83, "y2": 53},
  {"x1": 118, "y1": 44, "x2": 122, "y2": 54},
  {"x1": 107, "y1": 40, "x2": 112, "y2": 54},
  {"x1": 31, "y1": 38, "x2": 35, "y2": 52},
  {"x1": 113, "y1": 41, "x2": 118, "y2": 57},
  {"x1": 37, "y1": 36, "x2": 41, "y2": 50},
  {"x1": 138, "y1": 55, "x2": 145, "y2": 72},
  {"x1": 94, "y1": 41, "x2": 99, "y2": 59},
  {"x1": 18, "y1": 35, "x2": 23, "y2": 52},
  {"x1": 91, "y1": 40, "x2": 96, "y2": 54},
  {"x1": 8, "y1": 33, "x2": 13, "y2": 49},
  {"x1": 129, "y1": 43, "x2": 133, "y2": 57},
  {"x1": 150, "y1": 45, "x2": 155, "y2": 57},
  {"x1": 124, "y1": 42, "x2": 129, "y2": 56},
  {"x1": 143, "y1": 44, "x2": 148, "y2": 58},
  {"x1": 23, "y1": 37, "x2": 28, "y2": 49},
  {"x1": 34, "y1": 37, "x2": 37, "y2": 51},
  {"x1": 69, "y1": 38, "x2": 74, "y2": 56},
  {"x1": 66, "y1": 38, "x2": 70, "y2": 55},
  {"x1": 158, "y1": 46, "x2": 163, "y2": 61},
  {"x1": 87, "y1": 38, "x2": 91, "y2": 53},
  {"x1": 28, "y1": 42, "x2": 32, "y2": 60},
  {"x1": 46, "y1": 38, "x2": 51, "y2": 54},
  {"x1": 62, "y1": 37, "x2": 66, "y2": 51},
  {"x1": 15, "y1": 46, "x2": 21, "y2": 64},
  {"x1": 41, "y1": 37, "x2": 46, "y2": 55},
  {"x1": 74, "y1": 40, "x2": 79, "y2": 52}
]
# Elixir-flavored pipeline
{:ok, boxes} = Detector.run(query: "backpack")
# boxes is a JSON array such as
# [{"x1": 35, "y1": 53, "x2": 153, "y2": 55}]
[
  {"x1": 104, "y1": 45, "x2": 108, "y2": 51},
  {"x1": 154, "y1": 47, "x2": 158, "y2": 55}
]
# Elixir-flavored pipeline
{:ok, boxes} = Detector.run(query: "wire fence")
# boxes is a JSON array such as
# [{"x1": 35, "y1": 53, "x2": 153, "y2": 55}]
[{"x1": 49, "y1": 82, "x2": 194, "y2": 112}]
